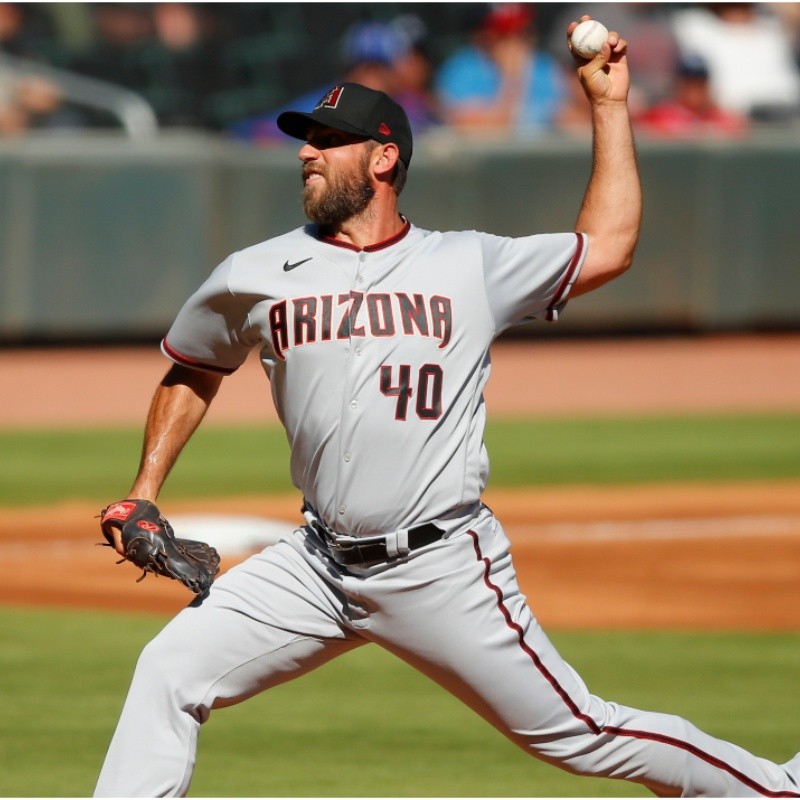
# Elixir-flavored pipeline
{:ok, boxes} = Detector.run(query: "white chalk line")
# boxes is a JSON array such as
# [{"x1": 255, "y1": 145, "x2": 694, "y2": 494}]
[
  {"x1": 2, "y1": 515, "x2": 800, "y2": 558},
  {"x1": 510, "y1": 515, "x2": 800, "y2": 543},
  {"x1": 1, "y1": 540, "x2": 111, "y2": 558}
]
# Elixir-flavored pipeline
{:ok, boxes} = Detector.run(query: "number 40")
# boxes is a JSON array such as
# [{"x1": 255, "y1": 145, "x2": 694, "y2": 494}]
[{"x1": 380, "y1": 364, "x2": 443, "y2": 421}]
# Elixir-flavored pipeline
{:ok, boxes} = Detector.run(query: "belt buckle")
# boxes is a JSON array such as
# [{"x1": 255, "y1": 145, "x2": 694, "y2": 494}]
[
  {"x1": 312, "y1": 523, "x2": 387, "y2": 563},
  {"x1": 329, "y1": 531, "x2": 382, "y2": 550},
  {"x1": 333, "y1": 535, "x2": 387, "y2": 564}
]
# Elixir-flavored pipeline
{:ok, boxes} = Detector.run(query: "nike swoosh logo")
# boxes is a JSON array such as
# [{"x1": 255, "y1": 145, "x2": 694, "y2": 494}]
[{"x1": 283, "y1": 257, "x2": 312, "y2": 272}]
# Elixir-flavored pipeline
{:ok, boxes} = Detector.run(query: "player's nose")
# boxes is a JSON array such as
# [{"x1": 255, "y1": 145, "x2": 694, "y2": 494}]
[{"x1": 298, "y1": 141, "x2": 320, "y2": 162}]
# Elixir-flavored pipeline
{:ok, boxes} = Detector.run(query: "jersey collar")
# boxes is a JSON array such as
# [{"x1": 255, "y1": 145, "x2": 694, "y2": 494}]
[{"x1": 316, "y1": 216, "x2": 411, "y2": 253}]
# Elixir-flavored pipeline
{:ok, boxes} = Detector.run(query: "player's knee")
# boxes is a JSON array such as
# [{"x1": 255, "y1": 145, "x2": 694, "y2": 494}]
[
  {"x1": 508, "y1": 698, "x2": 619, "y2": 772},
  {"x1": 132, "y1": 634, "x2": 210, "y2": 719},
  {"x1": 133, "y1": 637, "x2": 177, "y2": 689}
]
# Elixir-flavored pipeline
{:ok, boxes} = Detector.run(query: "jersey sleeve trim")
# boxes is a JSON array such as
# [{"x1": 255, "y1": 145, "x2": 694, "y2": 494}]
[
  {"x1": 161, "y1": 338, "x2": 238, "y2": 375},
  {"x1": 545, "y1": 233, "x2": 585, "y2": 321}
]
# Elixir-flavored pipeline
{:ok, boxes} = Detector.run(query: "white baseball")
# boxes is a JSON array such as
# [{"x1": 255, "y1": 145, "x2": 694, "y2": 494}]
[{"x1": 570, "y1": 19, "x2": 609, "y2": 59}]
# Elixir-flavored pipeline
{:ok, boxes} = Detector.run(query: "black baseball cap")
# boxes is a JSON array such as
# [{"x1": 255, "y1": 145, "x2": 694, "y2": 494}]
[
  {"x1": 277, "y1": 82, "x2": 413, "y2": 167},
  {"x1": 676, "y1": 54, "x2": 710, "y2": 80}
]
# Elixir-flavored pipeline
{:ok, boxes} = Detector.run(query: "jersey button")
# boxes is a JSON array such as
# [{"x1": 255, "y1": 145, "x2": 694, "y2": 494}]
[
  {"x1": 337, "y1": 505, "x2": 346, "y2": 515},
  {"x1": 343, "y1": 453, "x2": 351, "y2": 462},
  {"x1": 350, "y1": 400, "x2": 358, "y2": 409}
]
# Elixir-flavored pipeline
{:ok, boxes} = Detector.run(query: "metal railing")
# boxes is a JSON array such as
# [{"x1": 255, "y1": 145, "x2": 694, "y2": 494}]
[{"x1": 0, "y1": 53, "x2": 158, "y2": 139}]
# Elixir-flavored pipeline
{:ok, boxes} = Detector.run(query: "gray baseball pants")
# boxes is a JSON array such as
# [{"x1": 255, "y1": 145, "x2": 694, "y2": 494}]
[{"x1": 94, "y1": 505, "x2": 800, "y2": 797}]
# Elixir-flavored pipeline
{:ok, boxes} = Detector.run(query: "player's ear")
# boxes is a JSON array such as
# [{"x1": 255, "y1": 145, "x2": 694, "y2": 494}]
[{"x1": 373, "y1": 142, "x2": 400, "y2": 183}]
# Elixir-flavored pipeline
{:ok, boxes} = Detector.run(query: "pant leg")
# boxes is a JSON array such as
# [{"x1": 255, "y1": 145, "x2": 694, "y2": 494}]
[
  {"x1": 95, "y1": 534, "x2": 364, "y2": 798},
  {"x1": 361, "y1": 509, "x2": 800, "y2": 797}
]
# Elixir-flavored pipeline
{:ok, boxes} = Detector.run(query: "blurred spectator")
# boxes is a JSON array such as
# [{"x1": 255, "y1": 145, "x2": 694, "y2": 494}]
[
  {"x1": 0, "y1": 1, "x2": 24, "y2": 54},
  {"x1": 387, "y1": 15, "x2": 441, "y2": 134},
  {"x1": 671, "y1": 3, "x2": 800, "y2": 122},
  {"x1": 634, "y1": 54, "x2": 748, "y2": 138},
  {"x1": 546, "y1": 3, "x2": 679, "y2": 116},
  {"x1": 0, "y1": 3, "x2": 25, "y2": 134},
  {"x1": 0, "y1": 1, "x2": 51, "y2": 57},
  {"x1": 768, "y1": 2, "x2": 800, "y2": 66},
  {"x1": 434, "y1": 3, "x2": 568, "y2": 136},
  {"x1": 338, "y1": 19, "x2": 409, "y2": 95},
  {"x1": 89, "y1": 3, "x2": 152, "y2": 53},
  {"x1": 0, "y1": 71, "x2": 25, "y2": 135},
  {"x1": 43, "y1": 4, "x2": 95, "y2": 60},
  {"x1": 0, "y1": 71, "x2": 86, "y2": 136},
  {"x1": 144, "y1": 3, "x2": 223, "y2": 127},
  {"x1": 153, "y1": 2, "x2": 201, "y2": 52},
  {"x1": 72, "y1": 4, "x2": 152, "y2": 94},
  {"x1": 65, "y1": 4, "x2": 226, "y2": 129},
  {"x1": 228, "y1": 18, "x2": 437, "y2": 144},
  {"x1": 0, "y1": 3, "x2": 84, "y2": 135}
]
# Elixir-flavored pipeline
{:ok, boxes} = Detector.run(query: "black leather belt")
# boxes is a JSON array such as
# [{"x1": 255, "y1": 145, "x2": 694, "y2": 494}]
[{"x1": 311, "y1": 521, "x2": 444, "y2": 566}]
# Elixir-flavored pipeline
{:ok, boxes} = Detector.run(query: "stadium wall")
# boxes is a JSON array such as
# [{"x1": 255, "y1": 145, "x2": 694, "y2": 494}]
[{"x1": 1, "y1": 130, "x2": 798, "y2": 341}]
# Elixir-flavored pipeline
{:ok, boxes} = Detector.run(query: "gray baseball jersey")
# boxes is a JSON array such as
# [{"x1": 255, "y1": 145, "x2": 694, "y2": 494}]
[
  {"x1": 96, "y1": 220, "x2": 800, "y2": 797},
  {"x1": 161, "y1": 220, "x2": 584, "y2": 535}
]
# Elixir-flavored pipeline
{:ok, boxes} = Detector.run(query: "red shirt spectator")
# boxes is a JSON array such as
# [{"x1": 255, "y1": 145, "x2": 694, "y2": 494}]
[{"x1": 636, "y1": 55, "x2": 748, "y2": 138}]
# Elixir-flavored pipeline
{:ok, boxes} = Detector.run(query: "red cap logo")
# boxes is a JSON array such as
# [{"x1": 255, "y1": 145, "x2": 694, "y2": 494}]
[
  {"x1": 378, "y1": 122, "x2": 391, "y2": 136},
  {"x1": 316, "y1": 86, "x2": 343, "y2": 110}
]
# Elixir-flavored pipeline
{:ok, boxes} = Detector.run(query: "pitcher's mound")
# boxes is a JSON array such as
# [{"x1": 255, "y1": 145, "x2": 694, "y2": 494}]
[{"x1": 170, "y1": 515, "x2": 297, "y2": 555}]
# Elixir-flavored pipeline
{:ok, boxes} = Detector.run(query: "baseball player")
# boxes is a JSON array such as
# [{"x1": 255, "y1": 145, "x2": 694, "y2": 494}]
[{"x1": 95, "y1": 20, "x2": 800, "y2": 798}]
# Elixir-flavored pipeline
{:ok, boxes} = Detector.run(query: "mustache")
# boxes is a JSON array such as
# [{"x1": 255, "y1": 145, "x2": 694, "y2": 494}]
[{"x1": 302, "y1": 165, "x2": 324, "y2": 182}]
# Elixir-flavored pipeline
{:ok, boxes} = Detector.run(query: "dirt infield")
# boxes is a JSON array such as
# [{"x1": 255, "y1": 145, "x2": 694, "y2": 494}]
[
  {"x1": 2, "y1": 334, "x2": 799, "y2": 629},
  {"x1": 3, "y1": 334, "x2": 800, "y2": 427},
  {"x1": 2, "y1": 482, "x2": 800, "y2": 630}
]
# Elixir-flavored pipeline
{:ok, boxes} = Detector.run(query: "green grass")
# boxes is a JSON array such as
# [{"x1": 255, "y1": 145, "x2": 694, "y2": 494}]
[
  {"x1": 2, "y1": 413, "x2": 800, "y2": 505},
  {"x1": 0, "y1": 425, "x2": 294, "y2": 505},
  {"x1": 1, "y1": 606, "x2": 798, "y2": 797},
  {"x1": 3, "y1": 409, "x2": 798, "y2": 795},
  {"x1": 484, "y1": 413, "x2": 800, "y2": 487}
]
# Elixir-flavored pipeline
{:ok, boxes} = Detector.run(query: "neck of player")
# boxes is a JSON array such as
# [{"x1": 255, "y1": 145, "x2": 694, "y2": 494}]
[{"x1": 325, "y1": 194, "x2": 405, "y2": 250}]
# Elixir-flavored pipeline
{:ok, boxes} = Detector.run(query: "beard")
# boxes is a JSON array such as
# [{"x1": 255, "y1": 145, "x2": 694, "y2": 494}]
[{"x1": 302, "y1": 150, "x2": 375, "y2": 228}]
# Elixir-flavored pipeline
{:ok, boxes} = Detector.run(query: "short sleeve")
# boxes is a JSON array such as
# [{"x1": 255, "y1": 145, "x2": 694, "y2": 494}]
[
  {"x1": 480, "y1": 231, "x2": 586, "y2": 333},
  {"x1": 161, "y1": 254, "x2": 261, "y2": 374}
]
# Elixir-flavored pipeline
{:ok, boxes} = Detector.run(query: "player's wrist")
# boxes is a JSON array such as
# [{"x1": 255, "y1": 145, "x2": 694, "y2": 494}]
[
  {"x1": 589, "y1": 98, "x2": 631, "y2": 118},
  {"x1": 127, "y1": 481, "x2": 161, "y2": 503}
]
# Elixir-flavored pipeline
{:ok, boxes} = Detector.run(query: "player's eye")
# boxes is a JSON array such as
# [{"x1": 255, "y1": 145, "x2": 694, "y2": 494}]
[
  {"x1": 308, "y1": 130, "x2": 363, "y2": 150},
  {"x1": 307, "y1": 131, "x2": 336, "y2": 149}
]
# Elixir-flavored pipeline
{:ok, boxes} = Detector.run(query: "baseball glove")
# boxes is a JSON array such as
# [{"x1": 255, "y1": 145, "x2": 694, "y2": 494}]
[{"x1": 100, "y1": 499, "x2": 220, "y2": 595}]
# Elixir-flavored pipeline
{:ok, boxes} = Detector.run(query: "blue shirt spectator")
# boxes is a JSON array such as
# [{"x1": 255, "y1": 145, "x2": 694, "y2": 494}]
[
  {"x1": 229, "y1": 19, "x2": 437, "y2": 143},
  {"x1": 435, "y1": 3, "x2": 567, "y2": 135}
]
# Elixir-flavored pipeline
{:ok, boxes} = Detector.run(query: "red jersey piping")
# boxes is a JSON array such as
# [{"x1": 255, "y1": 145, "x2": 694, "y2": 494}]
[
  {"x1": 161, "y1": 338, "x2": 237, "y2": 375},
  {"x1": 318, "y1": 217, "x2": 411, "y2": 252},
  {"x1": 545, "y1": 233, "x2": 584, "y2": 322},
  {"x1": 467, "y1": 530, "x2": 800, "y2": 798}
]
